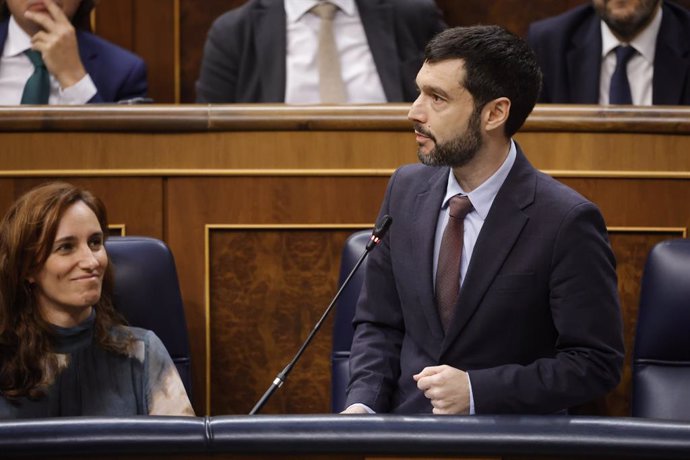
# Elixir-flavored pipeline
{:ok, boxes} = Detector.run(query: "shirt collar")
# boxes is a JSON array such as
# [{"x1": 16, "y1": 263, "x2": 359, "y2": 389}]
[
  {"x1": 285, "y1": 0, "x2": 355, "y2": 23},
  {"x1": 441, "y1": 140, "x2": 517, "y2": 221},
  {"x1": 51, "y1": 309, "x2": 96, "y2": 354},
  {"x1": 3, "y1": 16, "x2": 33, "y2": 58},
  {"x1": 600, "y1": 4, "x2": 662, "y2": 64}
]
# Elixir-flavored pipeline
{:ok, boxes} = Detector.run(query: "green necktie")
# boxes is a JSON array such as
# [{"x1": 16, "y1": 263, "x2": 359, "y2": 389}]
[{"x1": 21, "y1": 50, "x2": 50, "y2": 104}]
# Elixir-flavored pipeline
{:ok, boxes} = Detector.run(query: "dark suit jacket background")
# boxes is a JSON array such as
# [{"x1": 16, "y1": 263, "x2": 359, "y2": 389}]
[
  {"x1": 345, "y1": 146, "x2": 625, "y2": 414},
  {"x1": 0, "y1": 19, "x2": 148, "y2": 103},
  {"x1": 526, "y1": 1, "x2": 690, "y2": 104},
  {"x1": 195, "y1": 0, "x2": 446, "y2": 103}
]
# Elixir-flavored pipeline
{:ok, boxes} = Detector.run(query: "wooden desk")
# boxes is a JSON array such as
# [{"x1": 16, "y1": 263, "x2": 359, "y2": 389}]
[{"x1": 1, "y1": 104, "x2": 688, "y2": 416}]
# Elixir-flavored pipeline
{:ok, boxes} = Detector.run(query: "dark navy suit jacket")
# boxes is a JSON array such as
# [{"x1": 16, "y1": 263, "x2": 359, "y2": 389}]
[
  {"x1": 195, "y1": 0, "x2": 446, "y2": 103},
  {"x1": 0, "y1": 19, "x2": 148, "y2": 103},
  {"x1": 527, "y1": 1, "x2": 690, "y2": 104},
  {"x1": 345, "y1": 146, "x2": 624, "y2": 414}
]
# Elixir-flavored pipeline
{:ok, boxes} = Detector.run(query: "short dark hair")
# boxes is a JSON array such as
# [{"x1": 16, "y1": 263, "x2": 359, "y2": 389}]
[
  {"x1": 425, "y1": 25, "x2": 542, "y2": 137},
  {"x1": 0, "y1": 0, "x2": 96, "y2": 30}
]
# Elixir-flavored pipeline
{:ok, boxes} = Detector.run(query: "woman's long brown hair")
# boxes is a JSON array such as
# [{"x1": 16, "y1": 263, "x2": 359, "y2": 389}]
[{"x1": 0, "y1": 182, "x2": 130, "y2": 400}]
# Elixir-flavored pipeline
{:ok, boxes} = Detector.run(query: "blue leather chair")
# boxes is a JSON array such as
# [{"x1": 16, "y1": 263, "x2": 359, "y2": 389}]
[
  {"x1": 105, "y1": 236, "x2": 192, "y2": 398},
  {"x1": 331, "y1": 230, "x2": 371, "y2": 413},
  {"x1": 632, "y1": 238, "x2": 690, "y2": 420}
]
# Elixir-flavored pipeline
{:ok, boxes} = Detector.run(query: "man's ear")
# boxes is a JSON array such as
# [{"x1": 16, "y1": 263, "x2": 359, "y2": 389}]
[{"x1": 483, "y1": 97, "x2": 511, "y2": 134}]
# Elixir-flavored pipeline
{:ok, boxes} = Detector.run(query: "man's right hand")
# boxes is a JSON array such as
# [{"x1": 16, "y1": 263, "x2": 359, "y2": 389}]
[{"x1": 24, "y1": 0, "x2": 87, "y2": 89}]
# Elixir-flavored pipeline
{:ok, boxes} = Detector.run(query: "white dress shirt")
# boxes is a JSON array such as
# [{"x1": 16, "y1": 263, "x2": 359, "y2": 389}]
[
  {"x1": 0, "y1": 16, "x2": 96, "y2": 105},
  {"x1": 599, "y1": 6, "x2": 662, "y2": 106},
  {"x1": 283, "y1": 0, "x2": 387, "y2": 104}
]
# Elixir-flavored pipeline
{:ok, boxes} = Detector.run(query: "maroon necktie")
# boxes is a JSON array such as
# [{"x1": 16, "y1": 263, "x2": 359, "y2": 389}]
[{"x1": 435, "y1": 195, "x2": 473, "y2": 333}]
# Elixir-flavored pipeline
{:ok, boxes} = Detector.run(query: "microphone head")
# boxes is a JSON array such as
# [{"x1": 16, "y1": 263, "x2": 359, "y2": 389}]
[
  {"x1": 374, "y1": 215, "x2": 393, "y2": 238},
  {"x1": 366, "y1": 215, "x2": 393, "y2": 251}
]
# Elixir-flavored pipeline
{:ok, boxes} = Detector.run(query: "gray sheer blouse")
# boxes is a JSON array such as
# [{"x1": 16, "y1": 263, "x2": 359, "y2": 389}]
[{"x1": 0, "y1": 312, "x2": 194, "y2": 418}]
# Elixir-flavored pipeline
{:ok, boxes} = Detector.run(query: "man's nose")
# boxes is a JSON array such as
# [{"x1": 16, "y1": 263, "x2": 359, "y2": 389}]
[{"x1": 408, "y1": 96, "x2": 426, "y2": 123}]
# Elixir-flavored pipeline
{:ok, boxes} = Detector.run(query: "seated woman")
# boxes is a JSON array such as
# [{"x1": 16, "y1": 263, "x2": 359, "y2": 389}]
[{"x1": 0, "y1": 182, "x2": 194, "y2": 417}]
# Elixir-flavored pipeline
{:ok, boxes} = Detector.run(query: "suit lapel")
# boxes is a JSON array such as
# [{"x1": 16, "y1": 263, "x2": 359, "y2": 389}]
[
  {"x1": 412, "y1": 167, "x2": 448, "y2": 341},
  {"x1": 356, "y1": 0, "x2": 402, "y2": 102},
  {"x1": 566, "y1": 15, "x2": 600, "y2": 104},
  {"x1": 253, "y1": 0, "x2": 286, "y2": 102},
  {"x1": 652, "y1": 4, "x2": 690, "y2": 105},
  {"x1": 0, "y1": 20, "x2": 8, "y2": 54},
  {"x1": 441, "y1": 147, "x2": 536, "y2": 352}
]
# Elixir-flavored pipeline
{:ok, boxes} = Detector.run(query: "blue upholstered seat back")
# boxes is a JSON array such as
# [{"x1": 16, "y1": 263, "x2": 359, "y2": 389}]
[
  {"x1": 105, "y1": 236, "x2": 192, "y2": 398},
  {"x1": 633, "y1": 238, "x2": 690, "y2": 420}
]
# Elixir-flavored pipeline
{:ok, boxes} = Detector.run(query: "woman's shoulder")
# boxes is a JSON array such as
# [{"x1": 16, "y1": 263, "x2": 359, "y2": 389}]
[
  {"x1": 109, "y1": 326, "x2": 166, "y2": 361},
  {"x1": 110, "y1": 325, "x2": 152, "y2": 342}
]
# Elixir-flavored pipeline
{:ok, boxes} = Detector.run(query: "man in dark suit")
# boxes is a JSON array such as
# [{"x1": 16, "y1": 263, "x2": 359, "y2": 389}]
[
  {"x1": 343, "y1": 26, "x2": 624, "y2": 415},
  {"x1": 195, "y1": 0, "x2": 445, "y2": 103},
  {"x1": 527, "y1": 0, "x2": 690, "y2": 105},
  {"x1": 0, "y1": 0, "x2": 147, "y2": 104}
]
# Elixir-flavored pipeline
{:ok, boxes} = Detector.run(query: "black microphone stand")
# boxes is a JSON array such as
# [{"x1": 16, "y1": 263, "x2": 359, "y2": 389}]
[{"x1": 249, "y1": 216, "x2": 392, "y2": 415}]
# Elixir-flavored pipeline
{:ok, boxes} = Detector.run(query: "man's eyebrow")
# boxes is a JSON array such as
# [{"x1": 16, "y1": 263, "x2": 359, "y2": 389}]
[{"x1": 419, "y1": 83, "x2": 451, "y2": 99}]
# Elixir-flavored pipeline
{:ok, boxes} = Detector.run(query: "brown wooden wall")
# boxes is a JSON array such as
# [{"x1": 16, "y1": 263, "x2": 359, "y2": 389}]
[
  {"x1": 2, "y1": 105, "x2": 689, "y2": 418},
  {"x1": 91, "y1": 0, "x2": 690, "y2": 103}
]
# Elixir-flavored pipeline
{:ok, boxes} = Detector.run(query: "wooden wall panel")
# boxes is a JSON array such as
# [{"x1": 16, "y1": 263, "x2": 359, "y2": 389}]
[
  {"x1": 515, "y1": 132, "x2": 690, "y2": 172},
  {"x1": 131, "y1": 0, "x2": 177, "y2": 103},
  {"x1": 93, "y1": 0, "x2": 134, "y2": 49},
  {"x1": 434, "y1": 0, "x2": 588, "y2": 36},
  {"x1": 559, "y1": 178, "x2": 690, "y2": 229},
  {"x1": 166, "y1": 176, "x2": 387, "y2": 413},
  {"x1": 0, "y1": 178, "x2": 164, "y2": 239},
  {"x1": 95, "y1": 0, "x2": 176, "y2": 103},
  {"x1": 209, "y1": 229, "x2": 357, "y2": 415}
]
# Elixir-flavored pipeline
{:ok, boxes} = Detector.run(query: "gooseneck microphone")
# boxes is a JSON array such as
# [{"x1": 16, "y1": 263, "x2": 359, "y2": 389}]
[{"x1": 249, "y1": 215, "x2": 393, "y2": 415}]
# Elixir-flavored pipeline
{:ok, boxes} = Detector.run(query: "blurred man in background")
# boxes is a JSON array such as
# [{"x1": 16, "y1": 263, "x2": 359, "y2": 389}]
[
  {"x1": 196, "y1": 0, "x2": 446, "y2": 104},
  {"x1": 0, "y1": 0, "x2": 148, "y2": 104},
  {"x1": 528, "y1": 0, "x2": 690, "y2": 105}
]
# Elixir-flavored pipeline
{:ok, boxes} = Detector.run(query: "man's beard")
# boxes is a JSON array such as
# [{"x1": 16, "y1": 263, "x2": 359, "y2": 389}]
[
  {"x1": 416, "y1": 107, "x2": 483, "y2": 168},
  {"x1": 595, "y1": 0, "x2": 660, "y2": 40}
]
